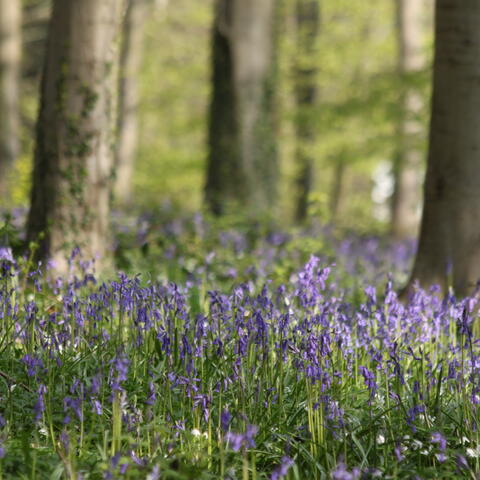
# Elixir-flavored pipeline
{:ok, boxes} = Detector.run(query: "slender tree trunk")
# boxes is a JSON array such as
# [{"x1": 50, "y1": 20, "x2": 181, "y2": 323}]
[
  {"x1": 205, "y1": 0, "x2": 278, "y2": 216},
  {"x1": 114, "y1": 0, "x2": 149, "y2": 205},
  {"x1": 27, "y1": 0, "x2": 124, "y2": 273},
  {"x1": 407, "y1": 0, "x2": 480, "y2": 296},
  {"x1": 329, "y1": 160, "x2": 345, "y2": 222},
  {"x1": 294, "y1": 0, "x2": 320, "y2": 224},
  {"x1": 0, "y1": 0, "x2": 21, "y2": 202},
  {"x1": 390, "y1": 0, "x2": 425, "y2": 238}
]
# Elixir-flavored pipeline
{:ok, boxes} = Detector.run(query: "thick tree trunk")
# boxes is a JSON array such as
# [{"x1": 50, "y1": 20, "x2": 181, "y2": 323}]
[
  {"x1": 205, "y1": 0, "x2": 278, "y2": 216},
  {"x1": 407, "y1": 0, "x2": 480, "y2": 296},
  {"x1": 27, "y1": 0, "x2": 124, "y2": 273},
  {"x1": 294, "y1": 0, "x2": 320, "y2": 224},
  {"x1": 114, "y1": 0, "x2": 149, "y2": 205},
  {"x1": 0, "y1": 0, "x2": 21, "y2": 202},
  {"x1": 390, "y1": 0, "x2": 425, "y2": 239}
]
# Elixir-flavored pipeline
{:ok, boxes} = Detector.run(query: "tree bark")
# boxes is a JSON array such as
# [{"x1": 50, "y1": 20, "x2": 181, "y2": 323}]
[
  {"x1": 390, "y1": 0, "x2": 425, "y2": 239},
  {"x1": 0, "y1": 0, "x2": 21, "y2": 202},
  {"x1": 114, "y1": 0, "x2": 149, "y2": 205},
  {"x1": 205, "y1": 0, "x2": 278, "y2": 216},
  {"x1": 294, "y1": 0, "x2": 320, "y2": 224},
  {"x1": 407, "y1": 0, "x2": 480, "y2": 296},
  {"x1": 27, "y1": 0, "x2": 124, "y2": 273}
]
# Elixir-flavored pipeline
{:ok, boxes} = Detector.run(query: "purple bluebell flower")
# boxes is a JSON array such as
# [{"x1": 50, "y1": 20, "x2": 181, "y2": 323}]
[
  {"x1": 332, "y1": 461, "x2": 361, "y2": 480},
  {"x1": 364, "y1": 285, "x2": 376, "y2": 306},
  {"x1": 34, "y1": 384, "x2": 47, "y2": 422},
  {"x1": 271, "y1": 456, "x2": 294, "y2": 480},
  {"x1": 130, "y1": 450, "x2": 147, "y2": 466},
  {"x1": 226, "y1": 424, "x2": 258, "y2": 452},
  {"x1": 359, "y1": 366, "x2": 377, "y2": 399},
  {"x1": 92, "y1": 399, "x2": 103, "y2": 415},
  {"x1": 90, "y1": 373, "x2": 102, "y2": 396},
  {"x1": 60, "y1": 430, "x2": 69, "y2": 454},
  {"x1": 456, "y1": 454, "x2": 469, "y2": 472},
  {"x1": 431, "y1": 432, "x2": 446, "y2": 451},
  {"x1": 63, "y1": 396, "x2": 83, "y2": 423},
  {"x1": 394, "y1": 443, "x2": 404, "y2": 462},
  {"x1": 220, "y1": 409, "x2": 231, "y2": 432},
  {"x1": 406, "y1": 404, "x2": 425, "y2": 432},
  {"x1": 110, "y1": 352, "x2": 130, "y2": 392},
  {"x1": 22, "y1": 354, "x2": 44, "y2": 378},
  {"x1": 431, "y1": 432, "x2": 447, "y2": 462},
  {"x1": 146, "y1": 381, "x2": 156, "y2": 406},
  {"x1": 146, "y1": 464, "x2": 160, "y2": 480},
  {"x1": 0, "y1": 247, "x2": 13, "y2": 263}
]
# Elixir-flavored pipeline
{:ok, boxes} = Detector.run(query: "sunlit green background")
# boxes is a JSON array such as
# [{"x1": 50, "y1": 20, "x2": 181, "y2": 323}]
[{"x1": 13, "y1": 0, "x2": 433, "y2": 231}]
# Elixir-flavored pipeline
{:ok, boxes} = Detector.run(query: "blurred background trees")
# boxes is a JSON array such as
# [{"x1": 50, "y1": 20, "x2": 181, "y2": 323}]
[
  {"x1": 2, "y1": 0, "x2": 433, "y2": 229},
  {"x1": 4, "y1": 0, "x2": 464, "y2": 287},
  {"x1": 293, "y1": 0, "x2": 320, "y2": 224},
  {"x1": 115, "y1": 0, "x2": 149, "y2": 205}
]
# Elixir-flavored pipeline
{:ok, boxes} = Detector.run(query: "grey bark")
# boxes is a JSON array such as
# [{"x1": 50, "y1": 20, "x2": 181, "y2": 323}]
[
  {"x1": 407, "y1": 0, "x2": 480, "y2": 296},
  {"x1": 0, "y1": 0, "x2": 21, "y2": 202},
  {"x1": 27, "y1": 0, "x2": 124, "y2": 273},
  {"x1": 294, "y1": 0, "x2": 320, "y2": 223},
  {"x1": 390, "y1": 0, "x2": 425, "y2": 238},
  {"x1": 114, "y1": 0, "x2": 149, "y2": 205},
  {"x1": 205, "y1": 0, "x2": 278, "y2": 216}
]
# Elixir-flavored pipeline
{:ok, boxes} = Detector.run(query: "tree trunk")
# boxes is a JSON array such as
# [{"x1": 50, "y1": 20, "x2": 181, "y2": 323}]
[
  {"x1": 407, "y1": 0, "x2": 480, "y2": 297},
  {"x1": 114, "y1": 0, "x2": 149, "y2": 205},
  {"x1": 390, "y1": 0, "x2": 425, "y2": 239},
  {"x1": 27, "y1": 0, "x2": 124, "y2": 273},
  {"x1": 329, "y1": 160, "x2": 345, "y2": 222},
  {"x1": 205, "y1": 0, "x2": 278, "y2": 216},
  {"x1": 294, "y1": 0, "x2": 319, "y2": 224},
  {"x1": 0, "y1": 0, "x2": 21, "y2": 203}
]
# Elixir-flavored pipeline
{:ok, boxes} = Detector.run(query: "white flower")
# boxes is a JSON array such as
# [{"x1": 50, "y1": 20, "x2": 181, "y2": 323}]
[
  {"x1": 191, "y1": 429, "x2": 201, "y2": 437},
  {"x1": 411, "y1": 439, "x2": 423, "y2": 450},
  {"x1": 420, "y1": 446, "x2": 432, "y2": 455},
  {"x1": 423, "y1": 413, "x2": 436, "y2": 424},
  {"x1": 376, "y1": 434, "x2": 385, "y2": 445},
  {"x1": 466, "y1": 447, "x2": 480, "y2": 458}
]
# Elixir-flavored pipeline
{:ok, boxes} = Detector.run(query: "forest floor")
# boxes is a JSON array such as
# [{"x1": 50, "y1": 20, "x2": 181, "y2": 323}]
[{"x1": 0, "y1": 211, "x2": 477, "y2": 479}]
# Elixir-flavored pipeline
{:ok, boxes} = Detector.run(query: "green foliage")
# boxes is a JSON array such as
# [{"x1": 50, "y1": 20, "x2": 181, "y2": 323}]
[
  {"x1": 10, "y1": 0, "x2": 433, "y2": 230},
  {"x1": 134, "y1": 1, "x2": 213, "y2": 210},
  {"x1": 279, "y1": 0, "x2": 432, "y2": 227}
]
